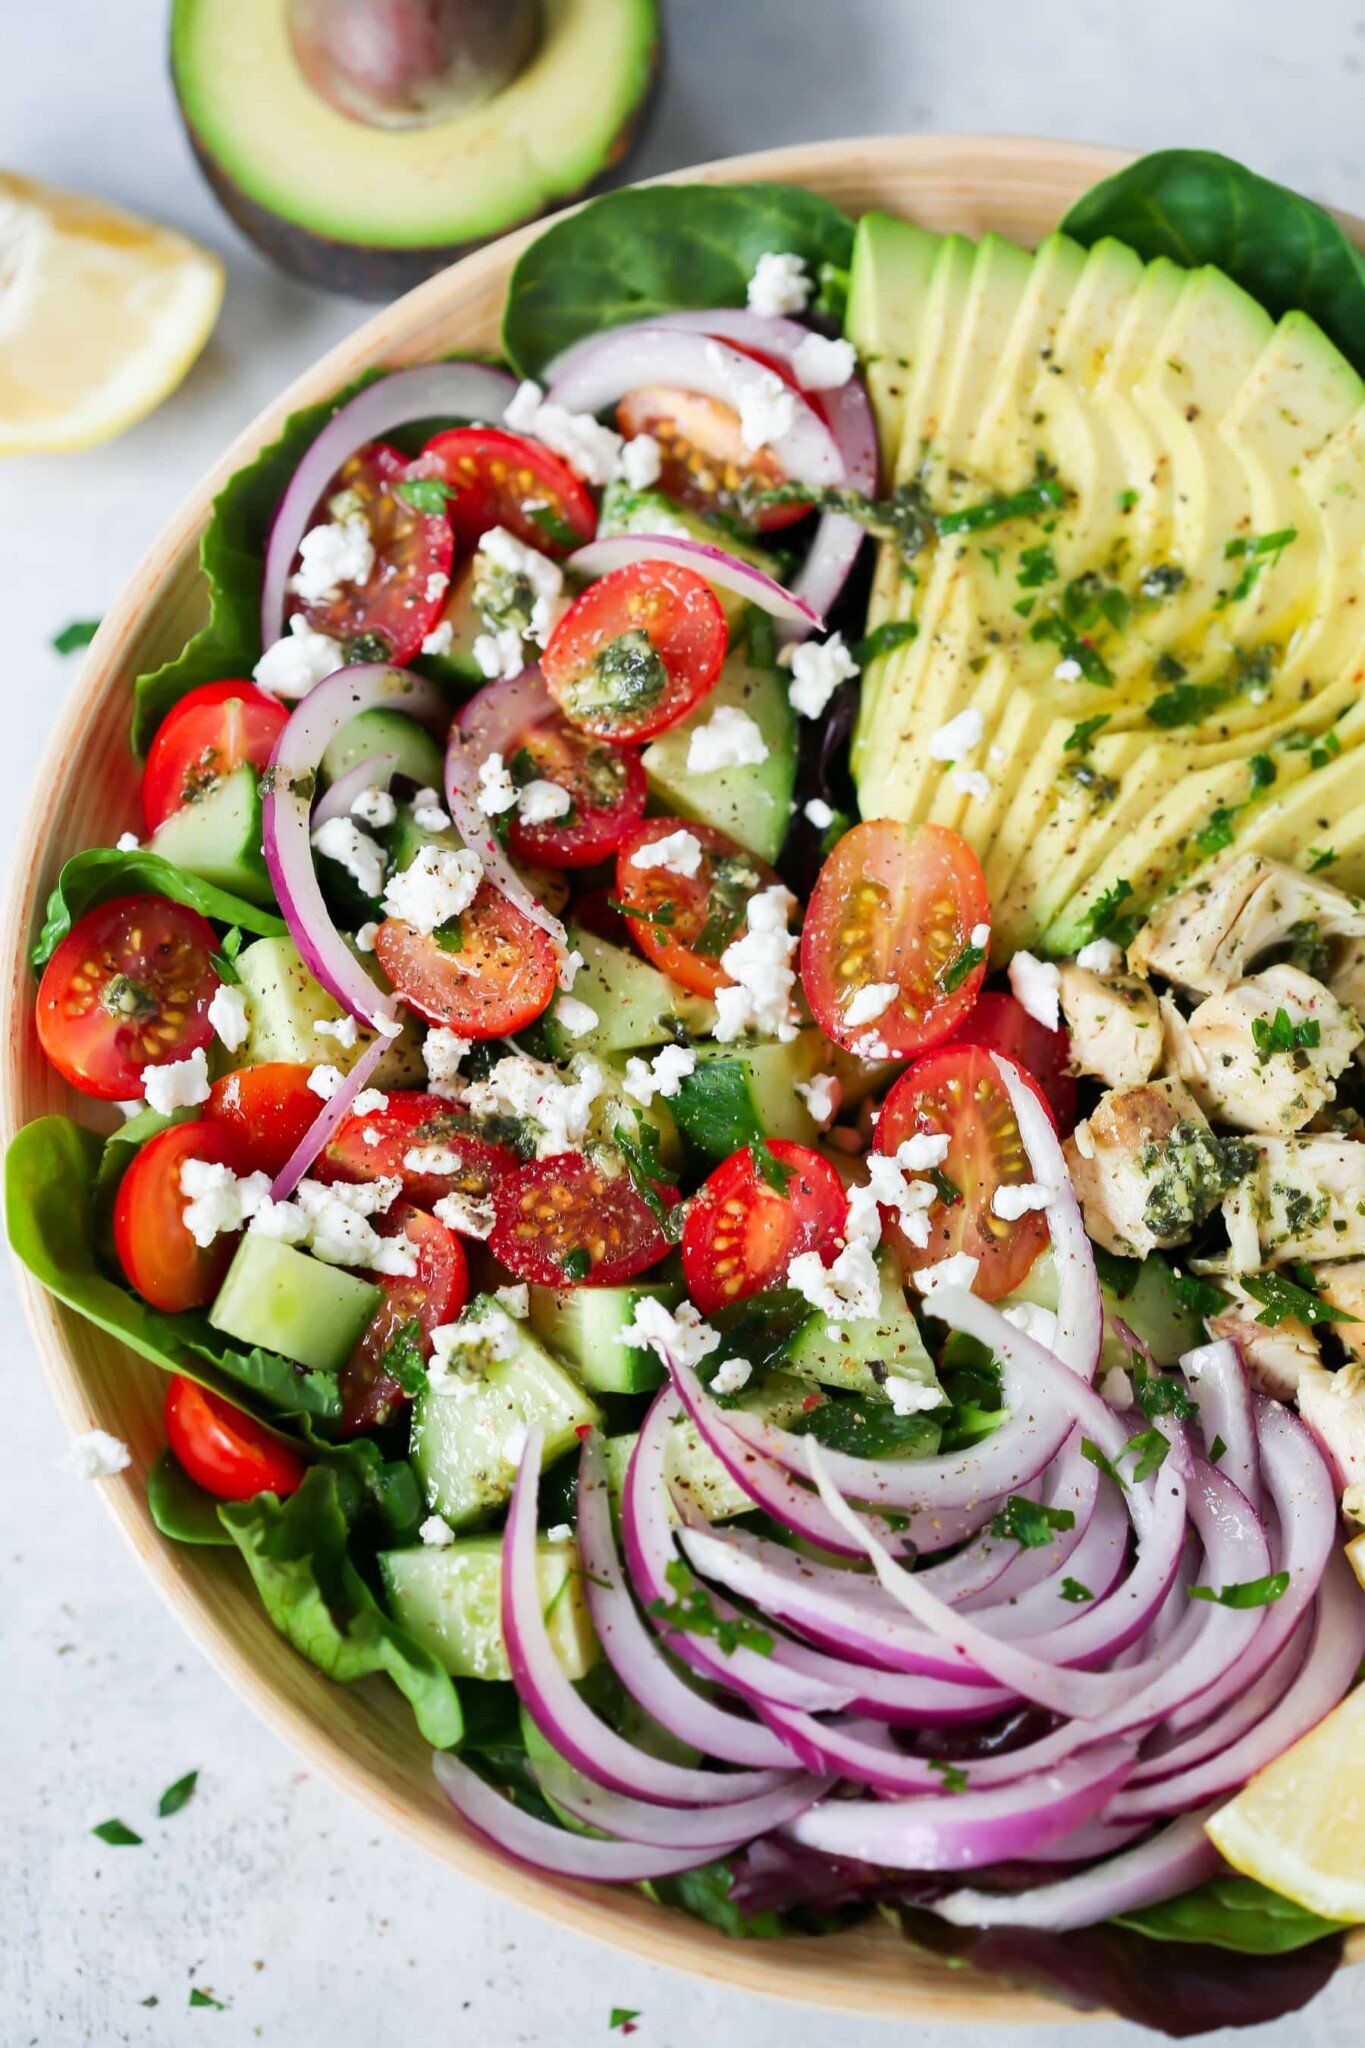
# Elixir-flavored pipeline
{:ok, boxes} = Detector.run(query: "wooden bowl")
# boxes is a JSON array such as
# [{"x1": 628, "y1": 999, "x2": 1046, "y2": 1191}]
[{"x1": 6, "y1": 133, "x2": 1362, "y2": 2020}]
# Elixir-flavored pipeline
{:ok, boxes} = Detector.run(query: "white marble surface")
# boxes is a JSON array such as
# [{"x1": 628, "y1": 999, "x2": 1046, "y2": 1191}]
[{"x1": 4, "y1": 1, "x2": 1365, "y2": 2041}]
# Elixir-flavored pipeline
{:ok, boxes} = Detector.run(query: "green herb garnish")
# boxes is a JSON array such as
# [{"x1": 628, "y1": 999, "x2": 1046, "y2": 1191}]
[
  {"x1": 648, "y1": 1558, "x2": 774, "y2": 1656},
  {"x1": 1241, "y1": 1269, "x2": 1351, "y2": 1328},
  {"x1": 395, "y1": 477, "x2": 458, "y2": 515},
  {"x1": 606, "y1": 896, "x2": 676, "y2": 927},
  {"x1": 158, "y1": 1771, "x2": 199, "y2": 1818},
  {"x1": 927, "y1": 1758, "x2": 969, "y2": 1791},
  {"x1": 1190, "y1": 1571, "x2": 1290, "y2": 1608},
  {"x1": 1061, "y1": 1577, "x2": 1094, "y2": 1603},
  {"x1": 52, "y1": 618, "x2": 102, "y2": 654},
  {"x1": 852, "y1": 618, "x2": 919, "y2": 665},
  {"x1": 940, "y1": 938, "x2": 986, "y2": 992},
  {"x1": 561, "y1": 1248, "x2": 592, "y2": 1282},
  {"x1": 1251, "y1": 1008, "x2": 1321, "y2": 1059},
  {"x1": 990, "y1": 1495, "x2": 1077, "y2": 1548},
  {"x1": 749, "y1": 1135, "x2": 793, "y2": 1196},
  {"x1": 92, "y1": 1818, "x2": 142, "y2": 1846},
  {"x1": 380, "y1": 1317, "x2": 430, "y2": 1396}
]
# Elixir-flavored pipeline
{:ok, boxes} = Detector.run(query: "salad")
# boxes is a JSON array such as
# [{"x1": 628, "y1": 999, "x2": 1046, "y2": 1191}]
[{"x1": 11, "y1": 151, "x2": 1365, "y2": 2031}]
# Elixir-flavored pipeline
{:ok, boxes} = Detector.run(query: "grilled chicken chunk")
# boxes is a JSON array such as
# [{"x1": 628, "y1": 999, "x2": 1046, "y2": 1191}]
[
  {"x1": 1295, "y1": 1360, "x2": 1365, "y2": 1509},
  {"x1": 1310, "y1": 1260, "x2": 1365, "y2": 1364},
  {"x1": 1206, "y1": 1278, "x2": 1320, "y2": 1401},
  {"x1": 1172, "y1": 964, "x2": 1361, "y2": 1133},
  {"x1": 1058, "y1": 965, "x2": 1163, "y2": 1089},
  {"x1": 1129, "y1": 854, "x2": 1365, "y2": 997},
  {"x1": 1219, "y1": 1136, "x2": 1365, "y2": 1266},
  {"x1": 1064, "y1": 1077, "x2": 1250, "y2": 1258}
]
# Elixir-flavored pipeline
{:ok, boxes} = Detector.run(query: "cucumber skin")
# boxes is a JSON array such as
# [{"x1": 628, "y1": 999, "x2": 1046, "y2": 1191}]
[{"x1": 380, "y1": 1537, "x2": 598, "y2": 1682}]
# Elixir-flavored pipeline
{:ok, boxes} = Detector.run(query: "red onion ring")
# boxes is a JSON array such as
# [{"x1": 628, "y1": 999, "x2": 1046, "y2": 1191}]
[
  {"x1": 1181, "y1": 1337, "x2": 1261, "y2": 1514},
  {"x1": 930, "y1": 1806, "x2": 1223, "y2": 1930},
  {"x1": 268, "y1": 1033, "x2": 386, "y2": 1203},
  {"x1": 261, "y1": 362, "x2": 518, "y2": 646},
  {"x1": 991, "y1": 1053, "x2": 1103, "y2": 1380},
  {"x1": 529, "y1": 1752, "x2": 827, "y2": 1850},
  {"x1": 567, "y1": 534, "x2": 823, "y2": 629}
]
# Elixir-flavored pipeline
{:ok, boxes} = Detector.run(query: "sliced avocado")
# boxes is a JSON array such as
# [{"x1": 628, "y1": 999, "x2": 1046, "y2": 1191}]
[
  {"x1": 844, "y1": 211, "x2": 941, "y2": 476},
  {"x1": 234, "y1": 932, "x2": 425, "y2": 1086},
  {"x1": 208, "y1": 1235, "x2": 380, "y2": 1374},
  {"x1": 171, "y1": 0, "x2": 659, "y2": 299},
  {"x1": 642, "y1": 645, "x2": 797, "y2": 864},
  {"x1": 379, "y1": 1534, "x2": 598, "y2": 1681},
  {"x1": 148, "y1": 763, "x2": 273, "y2": 907}
]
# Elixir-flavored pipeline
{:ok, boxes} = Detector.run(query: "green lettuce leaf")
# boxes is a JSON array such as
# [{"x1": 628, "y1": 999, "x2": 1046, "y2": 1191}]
[
  {"x1": 501, "y1": 182, "x2": 856, "y2": 380},
  {"x1": 218, "y1": 1467, "x2": 462, "y2": 1748},
  {"x1": 146, "y1": 1449, "x2": 235, "y2": 1546},
  {"x1": 1112, "y1": 1874, "x2": 1353, "y2": 1953},
  {"x1": 1062, "y1": 150, "x2": 1365, "y2": 375},
  {"x1": 32, "y1": 847, "x2": 284, "y2": 972}
]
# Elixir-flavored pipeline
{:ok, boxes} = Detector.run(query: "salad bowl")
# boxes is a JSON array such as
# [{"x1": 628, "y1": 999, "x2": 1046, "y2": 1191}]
[{"x1": 6, "y1": 130, "x2": 1364, "y2": 2022}]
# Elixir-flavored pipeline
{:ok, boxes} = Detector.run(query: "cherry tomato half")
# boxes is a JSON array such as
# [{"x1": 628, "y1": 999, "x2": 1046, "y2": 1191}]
[
  {"x1": 373, "y1": 889, "x2": 558, "y2": 1038},
  {"x1": 113, "y1": 1120, "x2": 249, "y2": 1313},
  {"x1": 318, "y1": 1090, "x2": 517, "y2": 1214},
  {"x1": 542, "y1": 561, "x2": 727, "y2": 744},
  {"x1": 947, "y1": 992, "x2": 1077, "y2": 1135},
  {"x1": 488, "y1": 1152, "x2": 672, "y2": 1287},
  {"x1": 340, "y1": 1203, "x2": 469, "y2": 1436},
  {"x1": 141, "y1": 681, "x2": 290, "y2": 833},
  {"x1": 417, "y1": 426, "x2": 597, "y2": 555},
  {"x1": 801, "y1": 821, "x2": 990, "y2": 1059},
  {"x1": 206, "y1": 1062, "x2": 323, "y2": 1178},
  {"x1": 504, "y1": 712, "x2": 647, "y2": 869},
  {"x1": 614, "y1": 817, "x2": 781, "y2": 999},
  {"x1": 165, "y1": 1375, "x2": 306, "y2": 1502},
  {"x1": 874, "y1": 1046, "x2": 1053, "y2": 1300},
  {"x1": 295, "y1": 440, "x2": 453, "y2": 664},
  {"x1": 616, "y1": 351, "x2": 810, "y2": 533},
  {"x1": 36, "y1": 894, "x2": 218, "y2": 1101},
  {"x1": 682, "y1": 1140, "x2": 848, "y2": 1316}
]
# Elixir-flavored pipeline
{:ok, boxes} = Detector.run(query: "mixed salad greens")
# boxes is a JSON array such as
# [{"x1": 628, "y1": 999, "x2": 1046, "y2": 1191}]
[{"x1": 11, "y1": 150, "x2": 1365, "y2": 2034}]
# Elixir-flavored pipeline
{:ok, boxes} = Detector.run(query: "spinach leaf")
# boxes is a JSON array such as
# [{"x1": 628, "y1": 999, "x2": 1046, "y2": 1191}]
[
  {"x1": 32, "y1": 847, "x2": 284, "y2": 972},
  {"x1": 502, "y1": 183, "x2": 856, "y2": 379},
  {"x1": 218, "y1": 1467, "x2": 462, "y2": 1748},
  {"x1": 146, "y1": 1450, "x2": 235, "y2": 1546},
  {"x1": 1062, "y1": 150, "x2": 1365, "y2": 376},
  {"x1": 1113, "y1": 1874, "x2": 1351, "y2": 1953},
  {"x1": 648, "y1": 1858, "x2": 785, "y2": 1940}
]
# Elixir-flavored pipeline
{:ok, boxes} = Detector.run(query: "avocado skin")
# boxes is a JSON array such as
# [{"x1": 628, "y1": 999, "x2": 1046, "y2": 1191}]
[{"x1": 173, "y1": 12, "x2": 662, "y2": 301}]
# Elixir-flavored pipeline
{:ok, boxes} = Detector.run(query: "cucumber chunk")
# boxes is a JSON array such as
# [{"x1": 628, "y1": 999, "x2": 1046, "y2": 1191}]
[
  {"x1": 379, "y1": 1534, "x2": 598, "y2": 1681},
  {"x1": 148, "y1": 763, "x2": 272, "y2": 906},
  {"x1": 208, "y1": 1235, "x2": 380, "y2": 1374},
  {"x1": 527, "y1": 1277, "x2": 681, "y2": 1395},
  {"x1": 668, "y1": 1031, "x2": 823, "y2": 1160},
  {"x1": 602, "y1": 1368, "x2": 812, "y2": 1522},
  {"x1": 544, "y1": 926, "x2": 716, "y2": 1057},
  {"x1": 320, "y1": 708, "x2": 444, "y2": 793},
  {"x1": 412, "y1": 555, "x2": 485, "y2": 688},
  {"x1": 234, "y1": 933, "x2": 424, "y2": 1085},
  {"x1": 642, "y1": 649, "x2": 797, "y2": 864},
  {"x1": 411, "y1": 1322, "x2": 601, "y2": 1528},
  {"x1": 597, "y1": 482, "x2": 782, "y2": 625},
  {"x1": 783, "y1": 1255, "x2": 940, "y2": 1399}
]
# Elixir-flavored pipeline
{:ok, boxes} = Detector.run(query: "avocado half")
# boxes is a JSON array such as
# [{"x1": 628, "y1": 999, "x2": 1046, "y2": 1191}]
[{"x1": 170, "y1": 0, "x2": 660, "y2": 300}]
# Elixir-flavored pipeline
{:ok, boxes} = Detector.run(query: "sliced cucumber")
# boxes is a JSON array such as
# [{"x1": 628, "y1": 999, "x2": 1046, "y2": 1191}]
[
  {"x1": 388, "y1": 794, "x2": 461, "y2": 874},
  {"x1": 668, "y1": 1031, "x2": 823, "y2": 1160},
  {"x1": 413, "y1": 556, "x2": 485, "y2": 688},
  {"x1": 783, "y1": 1255, "x2": 939, "y2": 1398},
  {"x1": 543, "y1": 926, "x2": 716, "y2": 1058},
  {"x1": 149, "y1": 763, "x2": 272, "y2": 906},
  {"x1": 379, "y1": 1534, "x2": 598, "y2": 1681},
  {"x1": 208, "y1": 1236, "x2": 380, "y2": 1374},
  {"x1": 597, "y1": 482, "x2": 782, "y2": 625},
  {"x1": 234, "y1": 933, "x2": 424, "y2": 1085},
  {"x1": 527, "y1": 1277, "x2": 681, "y2": 1395},
  {"x1": 410, "y1": 1324, "x2": 601, "y2": 1528},
  {"x1": 642, "y1": 649, "x2": 797, "y2": 864},
  {"x1": 602, "y1": 1368, "x2": 812, "y2": 1522},
  {"x1": 320, "y1": 708, "x2": 444, "y2": 792}
]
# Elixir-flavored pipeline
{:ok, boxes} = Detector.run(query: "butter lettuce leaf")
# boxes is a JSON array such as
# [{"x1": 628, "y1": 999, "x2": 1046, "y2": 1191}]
[
  {"x1": 32, "y1": 847, "x2": 284, "y2": 971},
  {"x1": 1113, "y1": 1874, "x2": 1352, "y2": 1954}
]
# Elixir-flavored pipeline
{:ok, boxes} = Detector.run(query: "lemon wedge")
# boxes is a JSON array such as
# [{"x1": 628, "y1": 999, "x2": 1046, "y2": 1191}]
[
  {"x1": 1205, "y1": 1681, "x2": 1365, "y2": 1924},
  {"x1": 0, "y1": 172, "x2": 223, "y2": 454}
]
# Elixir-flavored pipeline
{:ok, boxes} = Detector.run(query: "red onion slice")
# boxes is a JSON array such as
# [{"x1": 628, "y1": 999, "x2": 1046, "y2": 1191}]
[
  {"x1": 567, "y1": 534, "x2": 822, "y2": 629},
  {"x1": 432, "y1": 1753, "x2": 743, "y2": 1882},
  {"x1": 455, "y1": 666, "x2": 558, "y2": 756},
  {"x1": 263, "y1": 662, "x2": 447, "y2": 1027},
  {"x1": 445, "y1": 696, "x2": 569, "y2": 959},
  {"x1": 931, "y1": 1807, "x2": 1223, "y2": 1930},
  {"x1": 992, "y1": 1053, "x2": 1102, "y2": 1381},
  {"x1": 310, "y1": 752, "x2": 399, "y2": 831},
  {"x1": 529, "y1": 1752, "x2": 827, "y2": 1850},
  {"x1": 1181, "y1": 1337, "x2": 1261, "y2": 1513},
  {"x1": 261, "y1": 362, "x2": 518, "y2": 645},
  {"x1": 781, "y1": 1738, "x2": 1136, "y2": 1871},
  {"x1": 268, "y1": 1032, "x2": 386, "y2": 1203},
  {"x1": 502, "y1": 1425, "x2": 789, "y2": 1805}
]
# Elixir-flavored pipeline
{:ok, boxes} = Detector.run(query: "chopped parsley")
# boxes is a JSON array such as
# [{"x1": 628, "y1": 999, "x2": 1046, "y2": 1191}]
[
  {"x1": 1061, "y1": 1578, "x2": 1094, "y2": 1603},
  {"x1": 1016, "y1": 542, "x2": 1058, "y2": 588},
  {"x1": 157, "y1": 1771, "x2": 199, "y2": 1818},
  {"x1": 1117, "y1": 488, "x2": 1140, "y2": 512},
  {"x1": 189, "y1": 1989, "x2": 227, "y2": 2010},
  {"x1": 52, "y1": 617, "x2": 102, "y2": 653},
  {"x1": 1248, "y1": 752, "x2": 1277, "y2": 791},
  {"x1": 606, "y1": 895, "x2": 676, "y2": 927},
  {"x1": 749, "y1": 1135, "x2": 794, "y2": 1196},
  {"x1": 1251, "y1": 1008, "x2": 1321, "y2": 1060},
  {"x1": 1192, "y1": 806, "x2": 1239, "y2": 860},
  {"x1": 613, "y1": 1117, "x2": 679, "y2": 1232},
  {"x1": 1172, "y1": 1269, "x2": 1228, "y2": 1318},
  {"x1": 380, "y1": 1317, "x2": 429, "y2": 1396},
  {"x1": 609, "y1": 2011, "x2": 641, "y2": 2034},
  {"x1": 560, "y1": 1248, "x2": 593, "y2": 1282},
  {"x1": 1305, "y1": 847, "x2": 1336, "y2": 873},
  {"x1": 1241, "y1": 1268, "x2": 1351, "y2": 1329},
  {"x1": 648, "y1": 1559, "x2": 774, "y2": 1657},
  {"x1": 1080, "y1": 1437, "x2": 1124, "y2": 1486},
  {"x1": 523, "y1": 501, "x2": 582, "y2": 550},
  {"x1": 989, "y1": 1495, "x2": 1077, "y2": 1548},
  {"x1": 1135, "y1": 1374, "x2": 1197, "y2": 1424},
  {"x1": 1124, "y1": 1427, "x2": 1171, "y2": 1483},
  {"x1": 1209, "y1": 1434, "x2": 1228, "y2": 1465},
  {"x1": 1310, "y1": 729, "x2": 1342, "y2": 771},
  {"x1": 927, "y1": 1758, "x2": 969, "y2": 1791},
  {"x1": 1065, "y1": 713, "x2": 1111, "y2": 754},
  {"x1": 852, "y1": 619, "x2": 920, "y2": 665},
  {"x1": 1190, "y1": 1571, "x2": 1290, "y2": 1609},
  {"x1": 1080, "y1": 877, "x2": 1138, "y2": 947},
  {"x1": 1220, "y1": 527, "x2": 1297, "y2": 606},
  {"x1": 394, "y1": 476, "x2": 458, "y2": 515},
  {"x1": 940, "y1": 938, "x2": 987, "y2": 992},
  {"x1": 937, "y1": 475, "x2": 1066, "y2": 536}
]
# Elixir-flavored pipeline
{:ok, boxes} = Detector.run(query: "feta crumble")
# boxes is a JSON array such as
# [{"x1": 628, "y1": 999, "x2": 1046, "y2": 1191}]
[
  {"x1": 791, "y1": 332, "x2": 857, "y2": 391},
  {"x1": 629, "y1": 828, "x2": 703, "y2": 878},
  {"x1": 352, "y1": 1088, "x2": 387, "y2": 1117},
  {"x1": 746, "y1": 251, "x2": 812, "y2": 318},
  {"x1": 252, "y1": 1174, "x2": 415, "y2": 1277},
  {"x1": 1075, "y1": 938, "x2": 1125, "y2": 974},
  {"x1": 421, "y1": 620, "x2": 455, "y2": 657},
  {"x1": 622, "y1": 1296, "x2": 721, "y2": 1370},
  {"x1": 115, "y1": 831, "x2": 140, "y2": 852},
  {"x1": 355, "y1": 921, "x2": 379, "y2": 952},
  {"x1": 713, "y1": 886, "x2": 799, "y2": 1043},
  {"x1": 686, "y1": 704, "x2": 769, "y2": 773},
  {"x1": 991, "y1": 1181, "x2": 1052, "y2": 1221},
  {"x1": 1054, "y1": 657, "x2": 1083, "y2": 682},
  {"x1": 253, "y1": 615, "x2": 345, "y2": 700},
  {"x1": 620, "y1": 432, "x2": 663, "y2": 489},
  {"x1": 796, "y1": 1072, "x2": 841, "y2": 1126},
  {"x1": 412, "y1": 788, "x2": 452, "y2": 832},
  {"x1": 502, "y1": 380, "x2": 624, "y2": 485},
  {"x1": 928, "y1": 706, "x2": 985, "y2": 761},
  {"x1": 1002, "y1": 1300, "x2": 1061, "y2": 1352},
  {"x1": 307, "y1": 1064, "x2": 344, "y2": 1101},
  {"x1": 970, "y1": 922, "x2": 991, "y2": 950},
  {"x1": 60, "y1": 1429, "x2": 131, "y2": 1480},
  {"x1": 710, "y1": 1358, "x2": 753, "y2": 1397},
  {"x1": 473, "y1": 624, "x2": 528, "y2": 681},
  {"x1": 425, "y1": 571, "x2": 450, "y2": 605},
  {"x1": 494, "y1": 1284, "x2": 530, "y2": 1320},
  {"x1": 785, "y1": 632, "x2": 859, "y2": 719},
  {"x1": 734, "y1": 367, "x2": 797, "y2": 452},
  {"x1": 311, "y1": 816, "x2": 387, "y2": 900},
  {"x1": 423, "y1": 1027, "x2": 471, "y2": 1099},
  {"x1": 622, "y1": 1043, "x2": 697, "y2": 1105},
  {"x1": 788, "y1": 1239, "x2": 882, "y2": 1323},
  {"x1": 1098, "y1": 1365, "x2": 1135, "y2": 1412},
  {"x1": 953, "y1": 767, "x2": 992, "y2": 802},
  {"x1": 143, "y1": 1048, "x2": 210, "y2": 1115},
  {"x1": 843, "y1": 982, "x2": 899, "y2": 1029},
  {"x1": 1008, "y1": 950, "x2": 1062, "y2": 1031},
  {"x1": 382, "y1": 844, "x2": 481, "y2": 933},
  {"x1": 420, "y1": 1515, "x2": 455, "y2": 1547},
  {"x1": 803, "y1": 797, "x2": 835, "y2": 830},
  {"x1": 314, "y1": 1013, "x2": 360, "y2": 1049},
  {"x1": 207, "y1": 982, "x2": 250, "y2": 1054},
  {"x1": 517, "y1": 779, "x2": 572, "y2": 825},
  {"x1": 179, "y1": 1157, "x2": 272, "y2": 1247},
  {"x1": 290, "y1": 516, "x2": 374, "y2": 604},
  {"x1": 912, "y1": 1251, "x2": 981, "y2": 1298},
  {"x1": 554, "y1": 995, "x2": 599, "y2": 1038},
  {"x1": 476, "y1": 751, "x2": 518, "y2": 816},
  {"x1": 461, "y1": 1054, "x2": 604, "y2": 1158},
  {"x1": 886, "y1": 1376, "x2": 948, "y2": 1415},
  {"x1": 350, "y1": 785, "x2": 396, "y2": 830},
  {"x1": 432, "y1": 1187, "x2": 497, "y2": 1239}
]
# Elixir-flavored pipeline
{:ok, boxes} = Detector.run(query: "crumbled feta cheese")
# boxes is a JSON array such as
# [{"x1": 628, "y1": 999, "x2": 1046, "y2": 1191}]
[
  {"x1": 425, "y1": 571, "x2": 449, "y2": 605},
  {"x1": 428, "y1": 1305, "x2": 520, "y2": 1389},
  {"x1": 747, "y1": 250, "x2": 811, "y2": 317},
  {"x1": 253, "y1": 615, "x2": 345, "y2": 699},
  {"x1": 494, "y1": 1284, "x2": 530, "y2": 1320},
  {"x1": 791, "y1": 333, "x2": 857, "y2": 391},
  {"x1": 788, "y1": 1239, "x2": 882, "y2": 1323},
  {"x1": 554, "y1": 995, "x2": 599, "y2": 1038},
  {"x1": 179, "y1": 1156, "x2": 272, "y2": 1247},
  {"x1": 844, "y1": 982, "x2": 899, "y2": 1029},
  {"x1": 686, "y1": 704, "x2": 769, "y2": 773},
  {"x1": 517, "y1": 779, "x2": 571, "y2": 825},
  {"x1": 117, "y1": 1099, "x2": 145, "y2": 1120},
  {"x1": 1099, "y1": 1365, "x2": 1135, "y2": 1411},
  {"x1": 714, "y1": 886, "x2": 799, "y2": 1043},
  {"x1": 503, "y1": 1422, "x2": 530, "y2": 1468},
  {"x1": 622, "y1": 1043, "x2": 697, "y2": 1105},
  {"x1": 1008, "y1": 950, "x2": 1062, "y2": 1031},
  {"x1": 953, "y1": 767, "x2": 992, "y2": 802},
  {"x1": 375, "y1": 1016, "x2": 403, "y2": 1038},
  {"x1": 207, "y1": 982, "x2": 250, "y2": 1054},
  {"x1": 477, "y1": 527, "x2": 566, "y2": 645},
  {"x1": 557, "y1": 949, "x2": 584, "y2": 995},
  {"x1": 461, "y1": 1054, "x2": 605, "y2": 1158},
  {"x1": 629, "y1": 828, "x2": 703, "y2": 879},
  {"x1": 60, "y1": 1429, "x2": 131, "y2": 1480},
  {"x1": 351, "y1": 785, "x2": 396, "y2": 830},
  {"x1": 1053, "y1": 657, "x2": 1083, "y2": 682},
  {"x1": 314, "y1": 1013, "x2": 360, "y2": 1049},
  {"x1": 804, "y1": 797, "x2": 835, "y2": 831},
  {"x1": 545, "y1": 1522, "x2": 574, "y2": 1544},
  {"x1": 1076, "y1": 938, "x2": 1125, "y2": 974},
  {"x1": 991, "y1": 1181, "x2": 1052, "y2": 1221},
  {"x1": 501, "y1": 381, "x2": 623, "y2": 485},
  {"x1": 413, "y1": 796, "x2": 452, "y2": 833},
  {"x1": 420, "y1": 1515, "x2": 454, "y2": 1547},
  {"x1": 352, "y1": 1088, "x2": 387, "y2": 1117},
  {"x1": 796, "y1": 1072, "x2": 841, "y2": 1126},
  {"x1": 476, "y1": 752, "x2": 518, "y2": 815},
  {"x1": 1003, "y1": 1301, "x2": 1061, "y2": 1353},
  {"x1": 355, "y1": 921, "x2": 379, "y2": 953},
  {"x1": 896, "y1": 1133, "x2": 952, "y2": 1172},
  {"x1": 735, "y1": 367, "x2": 797, "y2": 452},
  {"x1": 307, "y1": 1064, "x2": 344, "y2": 1101},
  {"x1": 970, "y1": 922, "x2": 991, "y2": 951},
  {"x1": 619, "y1": 432, "x2": 662, "y2": 489},
  {"x1": 432, "y1": 1187, "x2": 496, "y2": 1238},
  {"x1": 851, "y1": 1034, "x2": 892, "y2": 1062},
  {"x1": 297, "y1": 1175, "x2": 412, "y2": 1273},
  {"x1": 845, "y1": 1148, "x2": 937, "y2": 1252},
  {"x1": 786, "y1": 633, "x2": 859, "y2": 719},
  {"x1": 423, "y1": 1027, "x2": 471, "y2": 1099},
  {"x1": 362, "y1": 1128, "x2": 381, "y2": 1146},
  {"x1": 886, "y1": 1375, "x2": 948, "y2": 1415},
  {"x1": 623, "y1": 1296, "x2": 722, "y2": 1370},
  {"x1": 710, "y1": 1358, "x2": 753, "y2": 1397},
  {"x1": 928, "y1": 707, "x2": 985, "y2": 762},
  {"x1": 291, "y1": 516, "x2": 374, "y2": 604},
  {"x1": 912, "y1": 1251, "x2": 981, "y2": 1298},
  {"x1": 312, "y1": 816, "x2": 387, "y2": 899},
  {"x1": 421, "y1": 620, "x2": 455, "y2": 657},
  {"x1": 382, "y1": 844, "x2": 481, "y2": 933},
  {"x1": 473, "y1": 625, "x2": 527, "y2": 680},
  {"x1": 115, "y1": 831, "x2": 140, "y2": 852},
  {"x1": 504, "y1": 379, "x2": 545, "y2": 434},
  {"x1": 143, "y1": 1047, "x2": 210, "y2": 1115}
]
